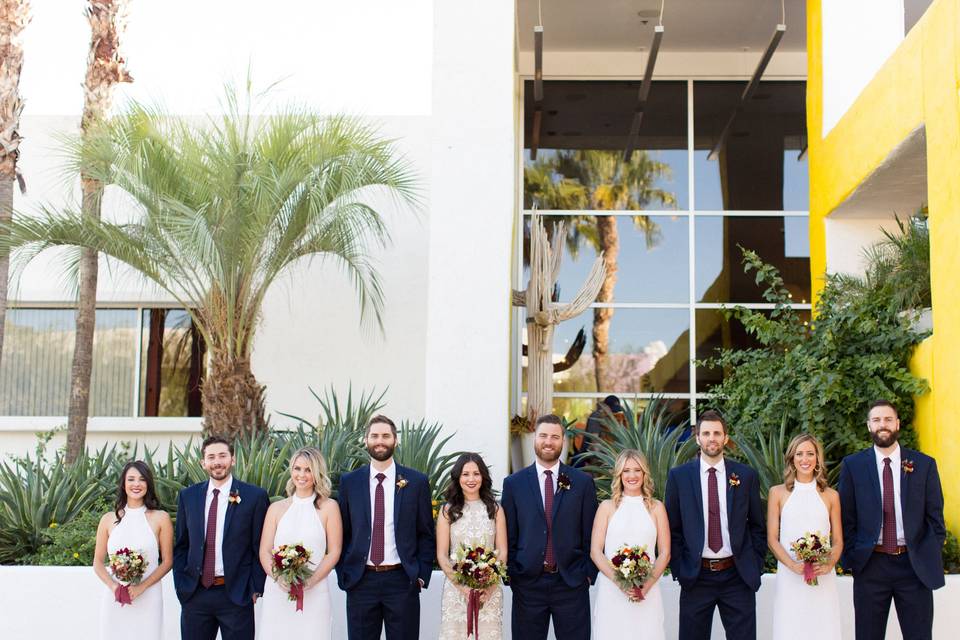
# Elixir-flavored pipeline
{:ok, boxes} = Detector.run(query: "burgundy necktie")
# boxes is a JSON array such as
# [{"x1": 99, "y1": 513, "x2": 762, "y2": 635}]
[
  {"x1": 201, "y1": 488, "x2": 219, "y2": 587},
  {"x1": 544, "y1": 470, "x2": 555, "y2": 568},
  {"x1": 371, "y1": 473, "x2": 386, "y2": 566},
  {"x1": 707, "y1": 468, "x2": 723, "y2": 553},
  {"x1": 882, "y1": 458, "x2": 897, "y2": 552}
]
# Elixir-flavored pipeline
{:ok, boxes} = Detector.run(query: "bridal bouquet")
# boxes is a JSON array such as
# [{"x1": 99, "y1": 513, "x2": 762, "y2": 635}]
[
  {"x1": 791, "y1": 531, "x2": 832, "y2": 586},
  {"x1": 610, "y1": 544, "x2": 653, "y2": 602},
  {"x1": 451, "y1": 542, "x2": 507, "y2": 637},
  {"x1": 107, "y1": 547, "x2": 148, "y2": 606},
  {"x1": 271, "y1": 543, "x2": 313, "y2": 611}
]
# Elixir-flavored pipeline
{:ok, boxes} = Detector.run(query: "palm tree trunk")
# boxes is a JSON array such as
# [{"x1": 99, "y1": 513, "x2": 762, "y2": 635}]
[
  {"x1": 202, "y1": 349, "x2": 266, "y2": 439},
  {"x1": 593, "y1": 214, "x2": 619, "y2": 391},
  {"x1": 65, "y1": 0, "x2": 132, "y2": 464},
  {"x1": 0, "y1": 179, "x2": 12, "y2": 371}
]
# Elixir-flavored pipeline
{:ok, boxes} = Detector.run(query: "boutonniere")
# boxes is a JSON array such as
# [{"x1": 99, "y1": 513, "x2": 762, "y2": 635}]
[
  {"x1": 557, "y1": 472, "x2": 571, "y2": 491},
  {"x1": 228, "y1": 490, "x2": 241, "y2": 505},
  {"x1": 728, "y1": 473, "x2": 741, "y2": 488},
  {"x1": 902, "y1": 460, "x2": 915, "y2": 474},
  {"x1": 396, "y1": 476, "x2": 408, "y2": 490}
]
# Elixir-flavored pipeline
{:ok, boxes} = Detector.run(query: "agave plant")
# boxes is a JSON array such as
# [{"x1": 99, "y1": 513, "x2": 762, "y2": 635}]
[
  {"x1": 573, "y1": 397, "x2": 697, "y2": 500},
  {"x1": 394, "y1": 419, "x2": 464, "y2": 503}
]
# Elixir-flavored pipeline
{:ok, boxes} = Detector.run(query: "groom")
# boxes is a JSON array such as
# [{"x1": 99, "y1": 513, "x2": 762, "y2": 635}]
[
  {"x1": 337, "y1": 414, "x2": 435, "y2": 640},
  {"x1": 173, "y1": 436, "x2": 270, "y2": 640},
  {"x1": 502, "y1": 414, "x2": 598, "y2": 640},
  {"x1": 838, "y1": 399, "x2": 945, "y2": 640},
  {"x1": 664, "y1": 410, "x2": 765, "y2": 640}
]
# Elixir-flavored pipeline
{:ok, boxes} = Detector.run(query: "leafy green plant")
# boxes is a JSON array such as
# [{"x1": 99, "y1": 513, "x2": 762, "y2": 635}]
[
  {"x1": 572, "y1": 397, "x2": 698, "y2": 500},
  {"x1": 702, "y1": 249, "x2": 928, "y2": 462},
  {"x1": 732, "y1": 413, "x2": 795, "y2": 501},
  {"x1": 943, "y1": 530, "x2": 960, "y2": 574},
  {"x1": 394, "y1": 420, "x2": 465, "y2": 502},
  {"x1": 23, "y1": 499, "x2": 109, "y2": 566}
]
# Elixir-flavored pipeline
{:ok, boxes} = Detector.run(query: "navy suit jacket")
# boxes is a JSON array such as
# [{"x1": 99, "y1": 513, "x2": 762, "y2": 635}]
[
  {"x1": 335, "y1": 463, "x2": 435, "y2": 591},
  {"x1": 664, "y1": 458, "x2": 766, "y2": 590},
  {"x1": 838, "y1": 447, "x2": 946, "y2": 589},
  {"x1": 173, "y1": 478, "x2": 269, "y2": 606},
  {"x1": 501, "y1": 463, "x2": 599, "y2": 588}
]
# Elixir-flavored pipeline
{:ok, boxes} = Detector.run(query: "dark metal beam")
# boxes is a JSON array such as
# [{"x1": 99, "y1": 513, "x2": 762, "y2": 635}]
[
  {"x1": 624, "y1": 25, "x2": 664, "y2": 161},
  {"x1": 531, "y1": 25, "x2": 544, "y2": 159}
]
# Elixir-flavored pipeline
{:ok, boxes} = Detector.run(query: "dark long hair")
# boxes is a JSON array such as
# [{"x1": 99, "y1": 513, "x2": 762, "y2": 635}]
[
  {"x1": 114, "y1": 460, "x2": 161, "y2": 523},
  {"x1": 443, "y1": 453, "x2": 497, "y2": 524}
]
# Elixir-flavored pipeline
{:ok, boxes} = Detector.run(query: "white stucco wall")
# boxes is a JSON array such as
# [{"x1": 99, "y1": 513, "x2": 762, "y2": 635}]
[{"x1": 824, "y1": 217, "x2": 903, "y2": 277}]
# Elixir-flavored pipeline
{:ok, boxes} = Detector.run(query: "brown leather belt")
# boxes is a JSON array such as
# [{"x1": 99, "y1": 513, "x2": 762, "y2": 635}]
[
  {"x1": 209, "y1": 576, "x2": 225, "y2": 586},
  {"x1": 701, "y1": 557, "x2": 735, "y2": 571},
  {"x1": 366, "y1": 563, "x2": 402, "y2": 572},
  {"x1": 542, "y1": 563, "x2": 558, "y2": 574},
  {"x1": 874, "y1": 545, "x2": 908, "y2": 555}
]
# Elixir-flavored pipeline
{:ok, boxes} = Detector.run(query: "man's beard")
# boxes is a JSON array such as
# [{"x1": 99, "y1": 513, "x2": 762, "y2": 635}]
[
  {"x1": 367, "y1": 443, "x2": 395, "y2": 462},
  {"x1": 699, "y1": 442, "x2": 723, "y2": 457},
  {"x1": 534, "y1": 441, "x2": 561, "y2": 463},
  {"x1": 206, "y1": 465, "x2": 230, "y2": 480},
  {"x1": 871, "y1": 428, "x2": 899, "y2": 448}
]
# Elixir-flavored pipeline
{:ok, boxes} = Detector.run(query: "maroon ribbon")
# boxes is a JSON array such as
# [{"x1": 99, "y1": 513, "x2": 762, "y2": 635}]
[
  {"x1": 290, "y1": 582, "x2": 304, "y2": 612},
  {"x1": 466, "y1": 589, "x2": 481, "y2": 637},
  {"x1": 631, "y1": 586, "x2": 645, "y2": 602},
  {"x1": 803, "y1": 561, "x2": 818, "y2": 586},
  {"x1": 115, "y1": 584, "x2": 132, "y2": 606}
]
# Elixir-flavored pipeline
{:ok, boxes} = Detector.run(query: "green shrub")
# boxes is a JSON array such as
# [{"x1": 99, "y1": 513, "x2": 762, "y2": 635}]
[
  {"x1": 22, "y1": 500, "x2": 109, "y2": 566},
  {"x1": 393, "y1": 419, "x2": 465, "y2": 503},
  {"x1": 701, "y1": 249, "x2": 928, "y2": 463},
  {"x1": 944, "y1": 530, "x2": 960, "y2": 574}
]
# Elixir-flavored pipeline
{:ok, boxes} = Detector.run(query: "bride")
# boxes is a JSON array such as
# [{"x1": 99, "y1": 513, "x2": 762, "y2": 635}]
[
  {"x1": 93, "y1": 460, "x2": 173, "y2": 640},
  {"x1": 767, "y1": 433, "x2": 843, "y2": 640},
  {"x1": 590, "y1": 449, "x2": 670, "y2": 640},
  {"x1": 258, "y1": 447, "x2": 342, "y2": 639}
]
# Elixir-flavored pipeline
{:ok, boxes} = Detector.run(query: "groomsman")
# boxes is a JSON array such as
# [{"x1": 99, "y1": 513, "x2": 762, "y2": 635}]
[
  {"x1": 336, "y1": 415, "x2": 435, "y2": 640},
  {"x1": 664, "y1": 410, "x2": 766, "y2": 640},
  {"x1": 838, "y1": 399, "x2": 946, "y2": 640},
  {"x1": 173, "y1": 436, "x2": 270, "y2": 640},
  {"x1": 502, "y1": 414, "x2": 598, "y2": 640}
]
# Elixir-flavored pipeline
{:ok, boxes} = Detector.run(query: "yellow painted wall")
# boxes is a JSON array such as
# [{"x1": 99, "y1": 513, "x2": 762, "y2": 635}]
[{"x1": 807, "y1": 0, "x2": 960, "y2": 531}]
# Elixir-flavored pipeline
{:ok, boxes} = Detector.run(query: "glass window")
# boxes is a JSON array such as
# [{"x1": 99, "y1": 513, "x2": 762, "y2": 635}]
[
  {"x1": 693, "y1": 81, "x2": 807, "y2": 211},
  {"x1": 0, "y1": 308, "x2": 138, "y2": 416},
  {"x1": 694, "y1": 308, "x2": 811, "y2": 392},
  {"x1": 139, "y1": 309, "x2": 204, "y2": 417},
  {"x1": 522, "y1": 214, "x2": 689, "y2": 304},
  {"x1": 695, "y1": 216, "x2": 811, "y2": 303},
  {"x1": 524, "y1": 80, "x2": 689, "y2": 210}
]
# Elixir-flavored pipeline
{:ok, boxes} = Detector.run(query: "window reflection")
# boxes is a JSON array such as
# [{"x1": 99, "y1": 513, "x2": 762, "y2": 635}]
[{"x1": 139, "y1": 309, "x2": 204, "y2": 417}]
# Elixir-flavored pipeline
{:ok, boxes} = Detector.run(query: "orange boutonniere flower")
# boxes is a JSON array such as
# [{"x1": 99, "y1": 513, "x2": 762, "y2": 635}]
[
  {"x1": 728, "y1": 473, "x2": 741, "y2": 488},
  {"x1": 228, "y1": 490, "x2": 241, "y2": 505},
  {"x1": 397, "y1": 476, "x2": 408, "y2": 490}
]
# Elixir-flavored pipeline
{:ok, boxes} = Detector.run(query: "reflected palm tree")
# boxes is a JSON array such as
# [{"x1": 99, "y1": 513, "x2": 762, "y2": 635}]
[{"x1": 524, "y1": 149, "x2": 675, "y2": 391}]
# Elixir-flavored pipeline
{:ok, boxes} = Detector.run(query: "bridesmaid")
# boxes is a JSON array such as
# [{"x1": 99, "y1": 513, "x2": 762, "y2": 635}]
[
  {"x1": 436, "y1": 453, "x2": 507, "y2": 640},
  {"x1": 258, "y1": 447, "x2": 342, "y2": 639},
  {"x1": 590, "y1": 449, "x2": 670, "y2": 640},
  {"x1": 767, "y1": 434, "x2": 843, "y2": 640},
  {"x1": 93, "y1": 460, "x2": 173, "y2": 640}
]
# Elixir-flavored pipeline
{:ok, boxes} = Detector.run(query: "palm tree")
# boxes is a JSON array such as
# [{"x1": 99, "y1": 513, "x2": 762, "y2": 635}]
[
  {"x1": 0, "y1": 0, "x2": 30, "y2": 372},
  {"x1": 65, "y1": 0, "x2": 133, "y2": 463},
  {"x1": 524, "y1": 149, "x2": 675, "y2": 391},
  {"x1": 1, "y1": 88, "x2": 418, "y2": 439}
]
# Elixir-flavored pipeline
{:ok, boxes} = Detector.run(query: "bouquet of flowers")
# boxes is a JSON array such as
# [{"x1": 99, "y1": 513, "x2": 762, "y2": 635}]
[
  {"x1": 107, "y1": 547, "x2": 148, "y2": 606},
  {"x1": 451, "y1": 542, "x2": 507, "y2": 637},
  {"x1": 610, "y1": 544, "x2": 653, "y2": 602},
  {"x1": 271, "y1": 543, "x2": 313, "y2": 611},
  {"x1": 791, "y1": 531, "x2": 832, "y2": 586}
]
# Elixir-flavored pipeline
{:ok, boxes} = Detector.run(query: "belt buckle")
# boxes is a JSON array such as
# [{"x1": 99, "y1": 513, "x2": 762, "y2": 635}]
[{"x1": 708, "y1": 558, "x2": 722, "y2": 571}]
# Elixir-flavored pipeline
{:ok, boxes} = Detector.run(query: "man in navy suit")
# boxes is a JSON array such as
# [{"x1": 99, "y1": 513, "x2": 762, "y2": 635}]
[
  {"x1": 173, "y1": 436, "x2": 270, "y2": 640},
  {"x1": 838, "y1": 399, "x2": 945, "y2": 640},
  {"x1": 664, "y1": 409, "x2": 766, "y2": 640},
  {"x1": 501, "y1": 414, "x2": 598, "y2": 640},
  {"x1": 336, "y1": 414, "x2": 434, "y2": 640}
]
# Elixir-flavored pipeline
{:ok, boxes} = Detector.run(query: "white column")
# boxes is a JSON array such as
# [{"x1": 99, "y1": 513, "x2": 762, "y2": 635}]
[{"x1": 424, "y1": 0, "x2": 515, "y2": 483}]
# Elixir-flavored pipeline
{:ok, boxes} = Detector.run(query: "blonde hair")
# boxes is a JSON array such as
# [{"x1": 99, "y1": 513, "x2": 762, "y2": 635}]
[
  {"x1": 610, "y1": 449, "x2": 655, "y2": 509},
  {"x1": 783, "y1": 433, "x2": 829, "y2": 492},
  {"x1": 285, "y1": 447, "x2": 332, "y2": 503}
]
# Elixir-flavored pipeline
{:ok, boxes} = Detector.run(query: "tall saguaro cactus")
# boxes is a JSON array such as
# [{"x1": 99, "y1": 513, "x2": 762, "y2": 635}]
[{"x1": 513, "y1": 214, "x2": 605, "y2": 424}]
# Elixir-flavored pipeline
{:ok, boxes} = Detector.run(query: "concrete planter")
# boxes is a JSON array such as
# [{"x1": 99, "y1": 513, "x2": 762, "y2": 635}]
[{"x1": 2, "y1": 566, "x2": 959, "y2": 639}]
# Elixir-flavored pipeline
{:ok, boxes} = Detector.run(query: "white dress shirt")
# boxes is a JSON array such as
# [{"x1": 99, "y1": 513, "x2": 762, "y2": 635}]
[
  {"x1": 874, "y1": 444, "x2": 906, "y2": 545},
  {"x1": 367, "y1": 461, "x2": 401, "y2": 565},
  {"x1": 204, "y1": 475, "x2": 232, "y2": 577},
  {"x1": 700, "y1": 457, "x2": 733, "y2": 558},
  {"x1": 535, "y1": 460, "x2": 561, "y2": 508}
]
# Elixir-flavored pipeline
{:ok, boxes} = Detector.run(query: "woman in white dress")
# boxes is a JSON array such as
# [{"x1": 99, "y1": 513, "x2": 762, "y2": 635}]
[
  {"x1": 258, "y1": 446, "x2": 342, "y2": 639},
  {"x1": 437, "y1": 453, "x2": 508, "y2": 640},
  {"x1": 768, "y1": 433, "x2": 843, "y2": 640},
  {"x1": 591, "y1": 449, "x2": 670, "y2": 640},
  {"x1": 93, "y1": 460, "x2": 173, "y2": 640}
]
